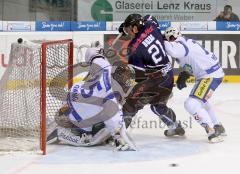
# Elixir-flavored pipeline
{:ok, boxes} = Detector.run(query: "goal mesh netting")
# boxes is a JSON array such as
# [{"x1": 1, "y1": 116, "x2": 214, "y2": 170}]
[{"x1": 0, "y1": 39, "x2": 73, "y2": 154}]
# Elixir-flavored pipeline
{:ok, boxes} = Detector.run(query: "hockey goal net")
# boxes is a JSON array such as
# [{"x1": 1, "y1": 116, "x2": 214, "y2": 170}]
[{"x1": 0, "y1": 39, "x2": 73, "y2": 155}]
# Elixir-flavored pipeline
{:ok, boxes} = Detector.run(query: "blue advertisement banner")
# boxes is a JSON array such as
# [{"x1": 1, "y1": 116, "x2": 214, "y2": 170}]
[
  {"x1": 36, "y1": 21, "x2": 71, "y2": 31},
  {"x1": 216, "y1": 22, "x2": 240, "y2": 31},
  {"x1": 158, "y1": 21, "x2": 171, "y2": 31},
  {"x1": 71, "y1": 21, "x2": 106, "y2": 31}
]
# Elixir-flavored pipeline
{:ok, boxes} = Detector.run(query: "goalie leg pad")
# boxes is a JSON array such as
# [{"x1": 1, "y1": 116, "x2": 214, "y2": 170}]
[
  {"x1": 57, "y1": 127, "x2": 111, "y2": 146},
  {"x1": 57, "y1": 127, "x2": 92, "y2": 146}
]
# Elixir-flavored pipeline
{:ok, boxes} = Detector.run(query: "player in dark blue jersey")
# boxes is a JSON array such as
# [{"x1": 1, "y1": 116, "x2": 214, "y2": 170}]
[{"x1": 118, "y1": 14, "x2": 185, "y2": 137}]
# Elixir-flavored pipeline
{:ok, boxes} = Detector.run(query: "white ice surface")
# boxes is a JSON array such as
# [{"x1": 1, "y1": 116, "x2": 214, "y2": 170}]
[{"x1": 0, "y1": 84, "x2": 240, "y2": 174}]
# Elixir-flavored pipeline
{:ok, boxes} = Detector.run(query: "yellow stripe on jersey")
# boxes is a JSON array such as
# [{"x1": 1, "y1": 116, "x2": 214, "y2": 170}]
[
  {"x1": 174, "y1": 76, "x2": 240, "y2": 83},
  {"x1": 193, "y1": 78, "x2": 213, "y2": 99}
]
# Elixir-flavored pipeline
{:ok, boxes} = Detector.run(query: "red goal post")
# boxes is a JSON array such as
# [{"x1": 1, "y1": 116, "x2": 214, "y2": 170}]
[{"x1": 41, "y1": 39, "x2": 73, "y2": 155}]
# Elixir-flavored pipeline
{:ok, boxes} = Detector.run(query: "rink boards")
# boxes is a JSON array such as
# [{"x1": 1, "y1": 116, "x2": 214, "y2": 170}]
[{"x1": 0, "y1": 31, "x2": 239, "y2": 83}]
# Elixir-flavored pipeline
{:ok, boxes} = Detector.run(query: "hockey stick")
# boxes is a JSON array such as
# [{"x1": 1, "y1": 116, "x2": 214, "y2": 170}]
[
  {"x1": 75, "y1": 33, "x2": 123, "y2": 81},
  {"x1": 109, "y1": 32, "x2": 123, "y2": 49},
  {"x1": 104, "y1": 33, "x2": 123, "y2": 60},
  {"x1": 75, "y1": 32, "x2": 122, "y2": 65},
  {"x1": 74, "y1": 32, "x2": 122, "y2": 66}
]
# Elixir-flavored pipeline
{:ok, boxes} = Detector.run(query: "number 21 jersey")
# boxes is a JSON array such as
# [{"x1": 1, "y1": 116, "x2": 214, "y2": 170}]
[{"x1": 128, "y1": 21, "x2": 172, "y2": 75}]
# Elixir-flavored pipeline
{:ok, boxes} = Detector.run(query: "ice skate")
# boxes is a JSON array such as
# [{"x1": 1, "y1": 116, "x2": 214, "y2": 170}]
[
  {"x1": 214, "y1": 124, "x2": 226, "y2": 136},
  {"x1": 164, "y1": 122, "x2": 185, "y2": 137},
  {"x1": 208, "y1": 133, "x2": 224, "y2": 143}
]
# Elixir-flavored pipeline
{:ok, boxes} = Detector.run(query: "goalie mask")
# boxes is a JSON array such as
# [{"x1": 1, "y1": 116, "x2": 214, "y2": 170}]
[
  {"x1": 164, "y1": 27, "x2": 181, "y2": 41},
  {"x1": 112, "y1": 62, "x2": 135, "y2": 94}
]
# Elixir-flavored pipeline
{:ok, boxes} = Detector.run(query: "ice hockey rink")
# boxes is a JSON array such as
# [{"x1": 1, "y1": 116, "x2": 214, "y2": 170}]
[{"x1": 0, "y1": 83, "x2": 239, "y2": 174}]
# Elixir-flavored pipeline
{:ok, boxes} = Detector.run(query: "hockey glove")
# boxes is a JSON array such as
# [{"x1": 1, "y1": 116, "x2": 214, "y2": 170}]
[
  {"x1": 118, "y1": 23, "x2": 127, "y2": 36},
  {"x1": 113, "y1": 124, "x2": 137, "y2": 151},
  {"x1": 176, "y1": 71, "x2": 191, "y2": 90},
  {"x1": 114, "y1": 134, "x2": 130, "y2": 151}
]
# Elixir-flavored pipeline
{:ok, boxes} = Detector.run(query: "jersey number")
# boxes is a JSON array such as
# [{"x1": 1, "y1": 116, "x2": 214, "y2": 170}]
[
  {"x1": 81, "y1": 69, "x2": 111, "y2": 98},
  {"x1": 148, "y1": 40, "x2": 166, "y2": 64}
]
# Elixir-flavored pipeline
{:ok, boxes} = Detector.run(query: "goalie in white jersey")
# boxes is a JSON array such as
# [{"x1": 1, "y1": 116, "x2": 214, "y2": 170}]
[
  {"x1": 164, "y1": 27, "x2": 226, "y2": 143},
  {"x1": 47, "y1": 42, "x2": 136, "y2": 151}
]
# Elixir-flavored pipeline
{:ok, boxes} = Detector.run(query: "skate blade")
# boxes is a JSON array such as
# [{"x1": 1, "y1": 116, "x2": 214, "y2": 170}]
[
  {"x1": 115, "y1": 147, "x2": 137, "y2": 152},
  {"x1": 164, "y1": 131, "x2": 186, "y2": 138},
  {"x1": 208, "y1": 136, "x2": 224, "y2": 143},
  {"x1": 220, "y1": 132, "x2": 227, "y2": 136}
]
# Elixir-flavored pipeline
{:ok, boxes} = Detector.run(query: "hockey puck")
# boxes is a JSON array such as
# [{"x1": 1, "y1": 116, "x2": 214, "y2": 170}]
[
  {"x1": 17, "y1": 38, "x2": 23, "y2": 44},
  {"x1": 169, "y1": 163, "x2": 178, "y2": 167}
]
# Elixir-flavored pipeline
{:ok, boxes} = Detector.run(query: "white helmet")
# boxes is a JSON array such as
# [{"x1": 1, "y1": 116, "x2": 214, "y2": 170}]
[
  {"x1": 164, "y1": 27, "x2": 181, "y2": 41},
  {"x1": 85, "y1": 41, "x2": 104, "y2": 63}
]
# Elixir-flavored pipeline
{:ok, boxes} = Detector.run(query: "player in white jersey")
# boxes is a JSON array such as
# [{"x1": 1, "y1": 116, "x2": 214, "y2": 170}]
[
  {"x1": 164, "y1": 27, "x2": 226, "y2": 143},
  {"x1": 47, "y1": 42, "x2": 136, "y2": 151}
]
